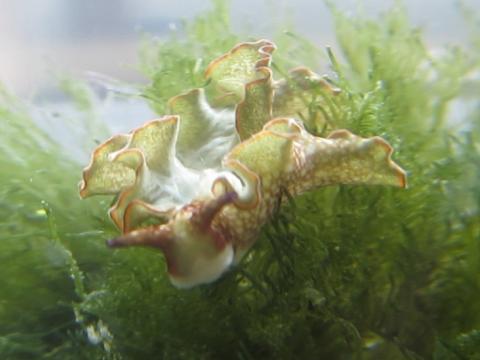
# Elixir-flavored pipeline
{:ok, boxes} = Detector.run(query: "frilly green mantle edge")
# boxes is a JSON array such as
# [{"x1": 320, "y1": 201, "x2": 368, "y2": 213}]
[{"x1": 79, "y1": 40, "x2": 407, "y2": 288}]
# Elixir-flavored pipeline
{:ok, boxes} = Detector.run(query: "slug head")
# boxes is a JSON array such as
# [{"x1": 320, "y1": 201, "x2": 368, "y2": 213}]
[{"x1": 107, "y1": 192, "x2": 238, "y2": 288}]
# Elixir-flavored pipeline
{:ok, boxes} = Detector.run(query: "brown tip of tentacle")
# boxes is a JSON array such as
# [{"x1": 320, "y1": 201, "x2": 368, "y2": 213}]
[
  {"x1": 107, "y1": 225, "x2": 173, "y2": 250},
  {"x1": 193, "y1": 191, "x2": 238, "y2": 230}
]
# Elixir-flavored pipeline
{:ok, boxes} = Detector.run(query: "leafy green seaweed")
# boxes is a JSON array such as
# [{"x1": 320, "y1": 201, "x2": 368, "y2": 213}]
[{"x1": 1, "y1": 1, "x2": 479, "y2": 359}]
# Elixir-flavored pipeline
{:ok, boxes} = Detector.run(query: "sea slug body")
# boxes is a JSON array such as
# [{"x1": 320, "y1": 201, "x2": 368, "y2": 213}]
[{"x1": 80, "y1": 40, "x2": 407, "y2": 288}]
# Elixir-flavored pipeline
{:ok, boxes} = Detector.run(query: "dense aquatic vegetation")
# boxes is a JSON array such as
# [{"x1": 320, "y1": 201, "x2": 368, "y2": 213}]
[{"x1": 1, "y1": 1, "x2": 479, "y2": 358}]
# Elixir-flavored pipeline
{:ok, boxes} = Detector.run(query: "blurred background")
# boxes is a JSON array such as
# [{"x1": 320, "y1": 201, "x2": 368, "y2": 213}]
[
  {"x1": 0, "y1": 0, "x2": 478, "y2": 99},
  {"x1": 0, "y1": 3, "x2": 479, "y2": 358}
]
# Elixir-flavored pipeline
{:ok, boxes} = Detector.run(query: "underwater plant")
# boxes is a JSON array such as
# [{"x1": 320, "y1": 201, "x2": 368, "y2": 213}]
[{"x1": 80, "y1": 40, "x2": 406, "y2": 288}]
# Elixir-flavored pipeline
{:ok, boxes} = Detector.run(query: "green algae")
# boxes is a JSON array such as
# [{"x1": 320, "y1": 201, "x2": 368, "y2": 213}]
[{"x1": 1, "y1": 1, "x2": 479, "y2": 359}]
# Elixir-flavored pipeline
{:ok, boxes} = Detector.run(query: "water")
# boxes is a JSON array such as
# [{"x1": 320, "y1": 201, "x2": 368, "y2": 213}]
[{"x1": 0, "y1": 1, "x2": 479, "y2": 359}]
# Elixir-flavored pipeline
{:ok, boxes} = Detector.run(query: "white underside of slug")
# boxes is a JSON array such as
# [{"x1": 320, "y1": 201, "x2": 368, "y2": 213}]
[{"x1": 169, "y1": 243, "x2": 234, "y2": 289}]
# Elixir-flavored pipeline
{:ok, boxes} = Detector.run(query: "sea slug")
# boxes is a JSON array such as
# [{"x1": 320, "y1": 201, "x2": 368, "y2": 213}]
[{"x1": 79, "y1": 40, "x2": 406, "y2": 288}]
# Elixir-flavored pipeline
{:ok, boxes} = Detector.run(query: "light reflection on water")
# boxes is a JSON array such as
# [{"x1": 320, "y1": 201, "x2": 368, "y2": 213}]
[{"x1": 0, "y1": 0, "x2": 477, "y2": 98}]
